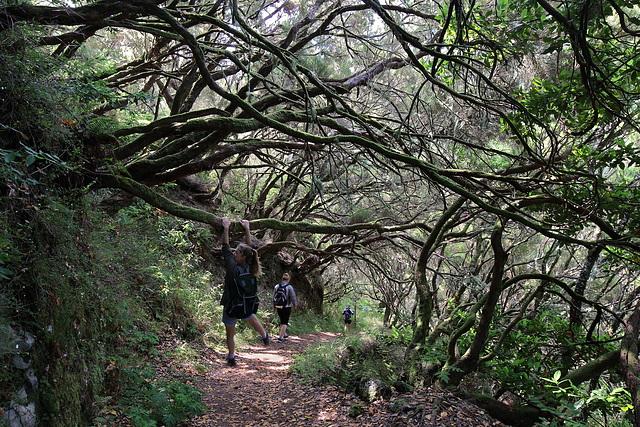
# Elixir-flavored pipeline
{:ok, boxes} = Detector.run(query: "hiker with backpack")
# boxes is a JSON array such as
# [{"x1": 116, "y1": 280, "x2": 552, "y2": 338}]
[
  {"x1": 220, "y1": 217, "x2": 270, "y2": 367},
  {"x1": 343, "y1": 305, "x2": 355, "y2": 333},
  {"x1": 273, "y1": 273, "x2": 297, "y2": 343}
]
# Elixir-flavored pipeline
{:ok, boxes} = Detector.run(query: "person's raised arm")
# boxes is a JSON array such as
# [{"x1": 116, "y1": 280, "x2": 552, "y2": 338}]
[
  {"x1": 221, "y1": 217, "x2": 231, "y2": 245},
  {"x1": 240, "y1": 219, "x2": 251, "y2": 244}
]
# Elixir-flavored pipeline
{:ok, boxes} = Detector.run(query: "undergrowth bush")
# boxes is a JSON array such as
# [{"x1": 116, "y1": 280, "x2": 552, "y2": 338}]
[
  {"x1": 104, "y1": 366, "x2": 205, "y2": 427},
  {"x1": 285, "y1": 307, "x2": 344, "y2": 335},
  {"x1": 291, "y1": 331, "x2": 406, "y2": 395},
  {"x1": 533, "y1": 371, "x2": 633, "y2": 427},
  {"x1": 1, "y1": 192, "x2": 214, "y2": 426}
]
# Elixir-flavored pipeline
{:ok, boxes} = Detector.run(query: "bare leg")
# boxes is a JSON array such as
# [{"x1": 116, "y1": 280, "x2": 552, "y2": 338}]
[
  {"x1": 279, "y1": 324, "x2": 287, "y2": 338},
  {"x1": 225, "y1": 324, "x2": 236, "y2": 358},
  {"x1": 245, "y1": 314, "x2": 266, "y2": 338}
]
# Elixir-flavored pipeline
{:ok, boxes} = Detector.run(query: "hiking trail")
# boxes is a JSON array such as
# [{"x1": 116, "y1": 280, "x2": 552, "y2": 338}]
[{"x1": 158, "y1": 332, "x2": 507, "y2": 426}]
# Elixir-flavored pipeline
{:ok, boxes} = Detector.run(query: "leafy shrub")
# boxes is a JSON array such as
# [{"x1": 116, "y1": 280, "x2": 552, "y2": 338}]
[
  {"x1": 117, "y1": 366, "x2": 205, "y2": 427},
  {"x1": 383, "y1": 325, "x2": 413, "y2": 345},
  {"x1": 291, "y1": 333, "x2": 404, "y2": 395},
  {"x1": 286, "y1": 307, "x2": 343, "y2": 335},
  {"x1": 0, "y1": 191, "x2": 220, "y2": 425},
  {"x1": 534, "y1": 371, "x2": 633, "y2": 427},
  {"x1": 291, "y1": 339, "x2": 345, "y2": 386}
]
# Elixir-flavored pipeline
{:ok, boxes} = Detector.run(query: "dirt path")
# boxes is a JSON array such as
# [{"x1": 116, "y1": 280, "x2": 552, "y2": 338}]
[
  {"x1": 176, "y1": 332, "x2": 507, "y2": 427},
  {"x1": 186, "y1": 332, "x2": 359, "y2": 426}
]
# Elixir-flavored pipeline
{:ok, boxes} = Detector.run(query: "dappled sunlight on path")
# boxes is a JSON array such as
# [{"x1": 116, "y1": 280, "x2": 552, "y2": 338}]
[
  {"x1": 186, "y1": 332, "x2": 356, "y2": 427},
  {"x1": 184, "y1": 331, "x2": 506, "y2": 426}
]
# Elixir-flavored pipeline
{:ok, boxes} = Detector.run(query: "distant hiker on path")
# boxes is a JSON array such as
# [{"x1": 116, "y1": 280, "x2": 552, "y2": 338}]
[
  {"x1": 343, "y1": 305, "x2": 354, "y2": 333},
  {"x1": 273, "y1": 273, "x2": 297, "y2": 342},
  {"x1": 220, "y1": 218, "x2": 270, "y2": 367}
]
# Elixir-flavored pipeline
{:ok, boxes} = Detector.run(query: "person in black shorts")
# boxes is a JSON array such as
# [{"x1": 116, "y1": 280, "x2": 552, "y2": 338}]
[
  {"x1": 343, "y1": 305, "x2": 354, "y2": 333},
  {"x1": 220, "y1": 218, "x2": 270, "y2": 366},
  {"x1": 273, "y1": 273, "x2": 297, "y2": 342}
]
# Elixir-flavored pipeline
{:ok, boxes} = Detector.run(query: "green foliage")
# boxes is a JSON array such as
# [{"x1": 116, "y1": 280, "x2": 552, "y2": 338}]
[
  {"x1": 115, "y1": 366, "x2": 205, "y2": 427},
  {"x1": 0, "y1": 232, "x2": 16, "y2": 280},
  {"x1": 0, "y1": 191, "x2": 220, "y2": 425},
  {"x1": 503, "y1": 0, "x2": 640, "y2": 135},
  {"x1": 533, "y1": 371, "x2": 632, "y2": 427},
  {"x1": 165, "y1": 343, "x2": 207, "y2": 374},
  {"x1": 0, "y1": 143, "x2": 75, "y2": 281},
  {"x1": 482, "y1": 313, "x2": 565, "y2": 395},
  {"x1": 417, "y1": 339, "x2": 448, "y2": 370},
  {"x1": 287, "y1": 309, "x2": 342, "y2": 335},
  {"x1": 434, "y1": 365, "x2": 463, "y2": 384},
  {"x1": 290, "y1": 339, "x2": 344, "y2": 385},
  {"x1": 0, "y1": 25, "x2": 77, "y2": 149},
  {"x1": 129, "y1": 331, "x2": 161, "y2": 356},
  {"x1": 387, "y1": 325, "x2": 413, "y2": 345},
  {"x1": 348, "y1": 402, "x2": 366, "y2": 418},
  {"x1": 348, "y1": 208, "x2": 373, "y2": 224},
  {"x1": 291, "y1": 333, "x2": 404, "y2": 395}
]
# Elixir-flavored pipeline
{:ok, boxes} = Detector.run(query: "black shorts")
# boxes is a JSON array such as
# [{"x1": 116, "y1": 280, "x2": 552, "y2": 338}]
[
  {"x1": 277, "y1": 307, "x2": 292, "y2": 325},
  {"x1": 344, "y1": 319, "x2": 352, "y2": 324}
]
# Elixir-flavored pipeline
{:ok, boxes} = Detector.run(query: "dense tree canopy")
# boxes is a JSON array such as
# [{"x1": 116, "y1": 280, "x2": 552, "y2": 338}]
[{"x1": 2, "y1": 0, "x2": 640, "y2": 424}]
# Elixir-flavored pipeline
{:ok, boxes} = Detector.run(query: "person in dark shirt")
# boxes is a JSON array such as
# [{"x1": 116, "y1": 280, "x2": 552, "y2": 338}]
[
  {"x1": 220, "y1": 218, "x2": 269, "y2": 366},
  {"x1": 343, "y1": 305, "x2": 354, "y2": 333}
]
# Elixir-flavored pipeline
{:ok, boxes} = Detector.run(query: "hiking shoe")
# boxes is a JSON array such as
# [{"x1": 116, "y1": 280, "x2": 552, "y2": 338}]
[
  {"x1": 227, "y1": 357, "x2": 236, "y2": 367},
  {"x1": 283, "y1": 334, "x2": 289, "y2": 339},
  {"x1": 262, "y1": 334, "x2": 270, "y2": 345},
  {"x1": 277, "y1": 337, "x2": 285, "y2": 343}
]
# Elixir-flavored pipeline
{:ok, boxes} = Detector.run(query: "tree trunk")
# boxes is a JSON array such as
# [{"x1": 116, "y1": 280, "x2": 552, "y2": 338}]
[
  {"x1": 447, "y1": 217, "x2": 507, "y2": 386},
  {"x1": 404, "y1": 197, "x2": 466, "y2": 384},
  {"x1": 411, "y1": 197, "x2": 466, "y2": 345},
  {"x1": 383, "y1": 304, "x2": 392, "y2": 327},
  {"x1": 569, "y1": 245, "x2": 602, "y2": 332},
  {"x1": 561, "y1": 245, "x2": 602, "y2": 371},
  {"x1": 621, "y1": 299, "x2": 640, "y2": 426}
]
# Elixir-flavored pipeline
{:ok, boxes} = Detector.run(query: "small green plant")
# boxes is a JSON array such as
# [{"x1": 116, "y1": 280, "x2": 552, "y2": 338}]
[
  {"x1": 349, "y1": 402, "x2": 366, "y2": 417},
  {"x1": 291, "y1": 340, "x2": 342, "y2": 385},
  {"x1": 291, "y1": 333, "x2": 404, "y2": 397},
  {"x1": 434, "y1": 365, "x2": 463, "y2": 383},
  {"x1": 167, "y1": 342, "x2": 207, "y2": 373},
  {"x1": 535, "y1": 370, "x2": 633, "y2": 427},
  {"x1": 384, "y1": 325, "x2": 413, "y2": 345},
  {"x1": 129, "y1": 330, "x2": 160, "y2": 353},
  {"x1": 118, "y1": 366, "x2": 205, "y2": 427}
]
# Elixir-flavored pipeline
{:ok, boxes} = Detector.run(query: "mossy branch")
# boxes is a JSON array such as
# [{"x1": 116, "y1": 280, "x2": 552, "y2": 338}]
[{"x1": 97, "y1": 172, "x2": 427, "y2": 236}]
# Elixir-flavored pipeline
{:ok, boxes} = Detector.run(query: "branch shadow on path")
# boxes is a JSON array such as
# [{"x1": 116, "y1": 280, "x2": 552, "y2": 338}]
[
  {"x1": 187, "y1": 332, "x2": 359, "y2": 427},
  {"x1": 184, "y1": 331, "x2": 508, "y2": 427}
]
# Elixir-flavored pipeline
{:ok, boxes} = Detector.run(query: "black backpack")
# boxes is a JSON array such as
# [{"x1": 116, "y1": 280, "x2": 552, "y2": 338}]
[
  {"x1": 273, "y1": 283, "x2": 288, "y2": 308},
  {"x1": 225, "y1": 272, "x2": 260, "y2": 318}
]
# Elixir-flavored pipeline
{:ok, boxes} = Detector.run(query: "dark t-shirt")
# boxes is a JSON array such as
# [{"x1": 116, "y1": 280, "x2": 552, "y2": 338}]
[{"x1": 220, "y1": 243, "x2": 249, "y2": 307}]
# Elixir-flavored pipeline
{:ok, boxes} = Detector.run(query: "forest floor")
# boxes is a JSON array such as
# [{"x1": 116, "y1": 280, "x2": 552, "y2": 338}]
[{"x1": 158, "y1": 331, "x2": 508, "y2": 427}]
